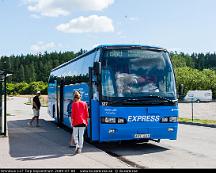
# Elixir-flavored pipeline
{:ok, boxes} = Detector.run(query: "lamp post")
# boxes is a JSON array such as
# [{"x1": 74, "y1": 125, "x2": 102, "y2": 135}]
[
  {"x1": 3, "y1": 73, "x2": 12, "y2": 136},
  {"x1": 3, "y1": 72, "x2": 6, "y2": 136},
  {"x1": 0, "y1": 77, "x2": 2, "y2": 135},
  {"x1": 0, "y1": 70, "x2": 12, "y2": 136},
  {"x1": 0, "y1": 59, "x2": 12, "y2": 136}
]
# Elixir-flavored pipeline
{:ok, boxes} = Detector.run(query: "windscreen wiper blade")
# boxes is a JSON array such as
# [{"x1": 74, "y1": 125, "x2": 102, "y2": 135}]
[
  {"x1": 105, "y1": 96, "x2": 177, "y2": 105},
  {"x1": 144, "y1": 95, "x2": 178, "y2": 103},
  {"x1": 107, "y1": 98, "x2": 158, "y2": 105}
]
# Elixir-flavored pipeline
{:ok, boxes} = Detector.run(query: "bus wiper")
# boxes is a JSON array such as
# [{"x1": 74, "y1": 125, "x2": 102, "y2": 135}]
[
  {"x1": 144, "y1": 95, "x2": 178, "y2": 103},
  {"x1": 106, "y1": 96, "x2": 177, "y2": 105},
  {"x1": 108, "y1": 98, "x2": 153, "y2": 105}
]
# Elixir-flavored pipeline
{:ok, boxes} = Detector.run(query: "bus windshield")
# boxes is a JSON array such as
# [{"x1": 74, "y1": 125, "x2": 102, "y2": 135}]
[{"x1": 101, "y1": 49, "x2": 177, "y2": 101}]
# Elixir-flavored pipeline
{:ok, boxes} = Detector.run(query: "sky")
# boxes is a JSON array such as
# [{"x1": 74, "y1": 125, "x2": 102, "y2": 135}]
[{"x1": 0, "y1": 0, "x2": 216, "y2": 56}]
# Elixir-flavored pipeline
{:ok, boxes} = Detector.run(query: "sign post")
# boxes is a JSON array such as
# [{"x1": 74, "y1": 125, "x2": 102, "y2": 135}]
[
  {"x1": 0, "y1": 70, "x2": 12, "y2": 136},
  {"x1": 191, "y1": 100, "x2": 194, "y2": 122},
  {"x1": 0, "y1": 80, "x2": 2, "y2": 134},
  {"x1": 0, "y1": 70, "x2": 5, "y2": 136}
]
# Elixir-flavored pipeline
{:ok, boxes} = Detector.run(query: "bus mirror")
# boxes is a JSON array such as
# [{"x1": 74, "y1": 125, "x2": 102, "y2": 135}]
[{"x1": 93, "y1": 62, "x2": 101, "y2": 75}]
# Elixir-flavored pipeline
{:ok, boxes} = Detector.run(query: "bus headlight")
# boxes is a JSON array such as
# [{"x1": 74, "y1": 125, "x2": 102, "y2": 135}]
[
  {"x1": 101, "y1": 117, "x2": 127, "y2": 124},
  {"x1": 161, "y1": 117, "x2": 169, "y2": 123},
  {"x1": 101, "y1": 117, "x2": 116, "y2": 124},
  {"x1": 161, "y1": 117, "x2": 178, "y2": 123},
  {"x1": 169, "y1": 117, "x2": 178, "y2": 123},
  {"x1": 117, "y1": 118, "x2": 126, "y2": 124}
]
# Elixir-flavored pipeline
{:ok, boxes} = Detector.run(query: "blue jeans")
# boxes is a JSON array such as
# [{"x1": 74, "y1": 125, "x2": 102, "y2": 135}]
[{"x1": 73, "y1": 127, "x2": 86, "y2": 149}]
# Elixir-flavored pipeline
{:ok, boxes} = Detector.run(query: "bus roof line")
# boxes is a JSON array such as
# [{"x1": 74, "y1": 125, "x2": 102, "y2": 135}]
[
  {"x1": 51, "y1": 44, "x2": 167, "y2": 72},
  {"x1": 95, "y1": 44, "x2": 166, "y2": 51},
  {"x1": 51, "y1": 47, "x2": 98, "y2": 72}
]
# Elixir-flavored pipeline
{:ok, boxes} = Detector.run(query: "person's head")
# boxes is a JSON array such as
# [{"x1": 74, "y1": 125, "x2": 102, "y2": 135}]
[
  {"x1": 36, "y1": 91, "x2": 41, "y2": 96},
  {"x1": 73, "y1": 90, "x2": 81, "y2": 101}
]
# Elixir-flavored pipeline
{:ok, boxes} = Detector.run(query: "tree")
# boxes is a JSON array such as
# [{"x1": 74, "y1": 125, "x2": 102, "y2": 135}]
[{"x1": 17, "y1": 64, "x2": 25, "y2": 82}]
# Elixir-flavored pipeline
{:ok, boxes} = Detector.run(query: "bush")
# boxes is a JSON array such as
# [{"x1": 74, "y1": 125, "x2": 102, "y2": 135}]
[
  {"x1": 14, "y1": 82, "x2": 29, "y2": 95},
  {"x1": 175, "y1": 67, "x2": 216, "y2": 98},
  {"x1": 6, "y1": 83, "x2": 15, "y2": 95},
  {"x1": 6, "y1": 81, "x2": 48, "y2": 95},
  {"x1": 27, "y1": 82, "x2": 48, "y2": 95}
]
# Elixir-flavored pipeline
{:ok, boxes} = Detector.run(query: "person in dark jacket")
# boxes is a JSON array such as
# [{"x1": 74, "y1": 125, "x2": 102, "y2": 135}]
[{"x1": 28, "y1": 91, "x2": 41, "y2": 127}]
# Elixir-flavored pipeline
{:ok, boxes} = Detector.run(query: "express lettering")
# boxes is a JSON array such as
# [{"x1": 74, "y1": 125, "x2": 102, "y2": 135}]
[{"x1": 128, "y1": 116, "x2": 160, "y2": 122}]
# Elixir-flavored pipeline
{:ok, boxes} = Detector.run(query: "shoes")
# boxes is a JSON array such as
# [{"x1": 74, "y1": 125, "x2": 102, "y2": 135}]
[
  {"x1": 74, "y1": 148, "x2": 78, "y2": 155},
  {"x1": 77, "y1": 148, "x2": 82, "y2": 154},
  {"x1": 74, "y1": 148, "x2": 82, "y2": 154}
]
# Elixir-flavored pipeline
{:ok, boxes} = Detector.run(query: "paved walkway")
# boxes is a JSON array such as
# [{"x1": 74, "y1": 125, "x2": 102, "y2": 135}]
[{"x1": 0, "y1": 97, "x2": 131, "y2": 169}]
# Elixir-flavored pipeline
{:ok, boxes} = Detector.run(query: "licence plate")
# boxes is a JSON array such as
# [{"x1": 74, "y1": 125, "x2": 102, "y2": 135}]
[{"x1": 134, "y1": 134, "x2": 150, "y2": 139}]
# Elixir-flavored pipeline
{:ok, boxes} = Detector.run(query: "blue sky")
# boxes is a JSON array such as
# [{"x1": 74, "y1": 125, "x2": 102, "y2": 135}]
[{"x1": 0, "y1": 0, "x2": 216, "y2": 56}]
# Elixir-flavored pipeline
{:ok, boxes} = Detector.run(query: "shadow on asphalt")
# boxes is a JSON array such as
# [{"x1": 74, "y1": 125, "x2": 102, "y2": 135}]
[
  {"x1": 96, "y1": 141, "x2": 169, "y2": 156},
  {"x1": 7, "y1": 119, "x2": 170, "y2": 160},
  {"x1": 7, "y1": 119, "x2": 99, "y2": 161}
]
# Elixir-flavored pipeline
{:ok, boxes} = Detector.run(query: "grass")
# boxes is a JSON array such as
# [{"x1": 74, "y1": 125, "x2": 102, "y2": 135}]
[
  {"x1": 7, "y1": 113, "x2": 15, "y2": 116},
  {"x1": 179, "y1": 117, "x2": 216, "y2": 125}
]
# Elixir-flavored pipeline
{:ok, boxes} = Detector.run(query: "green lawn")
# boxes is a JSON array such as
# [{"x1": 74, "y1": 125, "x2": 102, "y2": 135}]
[{"x1": 179, "y1": 117, "x2": 216, "y2": 125}]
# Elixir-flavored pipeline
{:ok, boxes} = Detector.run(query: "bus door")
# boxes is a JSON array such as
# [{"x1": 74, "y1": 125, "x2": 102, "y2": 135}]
[
  {"x1": 88, "y1": 67, "x2": 100, "y2": 141},
  {"x1": 56, "y1": 79, "x2": 64, "y2": 125}
]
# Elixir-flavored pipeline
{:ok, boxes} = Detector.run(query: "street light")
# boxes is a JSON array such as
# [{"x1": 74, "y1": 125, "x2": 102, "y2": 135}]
[{"x1": 0, "y1": 70, "x2": 12, "y2": 136}]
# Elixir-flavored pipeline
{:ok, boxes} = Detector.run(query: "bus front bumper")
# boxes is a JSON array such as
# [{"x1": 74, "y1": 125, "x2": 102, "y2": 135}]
[{"x1": 99, "y1": 124, "x2": 178, "y2": 142}]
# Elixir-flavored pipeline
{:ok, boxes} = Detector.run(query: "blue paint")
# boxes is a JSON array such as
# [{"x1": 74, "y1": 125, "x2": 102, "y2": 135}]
[
  {"x1": 99, "y1": 106, "x2": 178, "y2": 142},
  {"x1": 89, "y1": 100, "x2": 100, "y2": 141},
  {"x1": 48, "y1": 44, "x2": 179, "y2": 143}
]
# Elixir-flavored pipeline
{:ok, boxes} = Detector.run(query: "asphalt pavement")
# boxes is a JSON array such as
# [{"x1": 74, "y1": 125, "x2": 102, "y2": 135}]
[
  {"x1": 0, "y1": 97, "x2": 131, "y2": 169},
  {"x1": 1, "y1": 97, "x2": 216, "y2": 168}
]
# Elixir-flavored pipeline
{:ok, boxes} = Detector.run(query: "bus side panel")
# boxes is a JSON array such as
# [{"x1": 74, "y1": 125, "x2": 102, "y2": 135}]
[
  {"x1": 88, "y1": 100, "x2": 100, "y2": 141},
  {"x1": 62, "y1": 83, "x2": 90, "y2": 128}
]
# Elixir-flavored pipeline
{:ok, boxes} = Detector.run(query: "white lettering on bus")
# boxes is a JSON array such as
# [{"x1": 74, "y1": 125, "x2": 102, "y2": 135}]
[{"x1": 127, "y1": 116, "x2": 160, "y2": 122}]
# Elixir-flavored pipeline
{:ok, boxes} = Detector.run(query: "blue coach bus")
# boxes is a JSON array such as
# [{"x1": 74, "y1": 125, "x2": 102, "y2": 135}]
[{"x1": 48, "y1": 45, "x2": 178, "y2": 142}]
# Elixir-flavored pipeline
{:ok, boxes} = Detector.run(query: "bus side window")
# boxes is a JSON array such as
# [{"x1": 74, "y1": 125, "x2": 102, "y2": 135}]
[{"x1": 95, "y1": 49, "x2": 101, "y2": 62}]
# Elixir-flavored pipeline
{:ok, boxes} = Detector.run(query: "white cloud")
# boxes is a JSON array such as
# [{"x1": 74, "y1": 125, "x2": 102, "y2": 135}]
[
  {"x1": 30, "y1": 41, "x2": 61, "y2": 53},
  {"x1": 56, "y1": 15, "x2": 114, "y2": 33},
  {"x1": 27, "y1": 0, "x2": 114, "y2": 17}
]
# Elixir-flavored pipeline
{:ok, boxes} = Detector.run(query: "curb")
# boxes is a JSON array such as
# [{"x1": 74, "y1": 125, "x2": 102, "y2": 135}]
[{"x1": 179, "y1": 122, "x2": 216, "y2": 128}]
